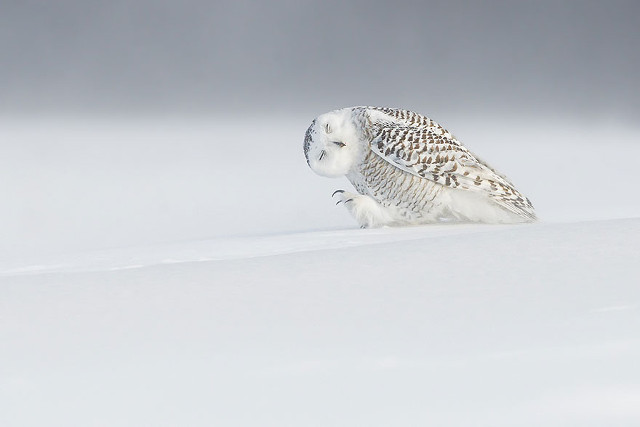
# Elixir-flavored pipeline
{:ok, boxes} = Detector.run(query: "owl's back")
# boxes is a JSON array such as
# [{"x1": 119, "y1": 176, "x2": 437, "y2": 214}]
[{"x1": 350, "y1": 107, "x2": 535, "y2": 223}]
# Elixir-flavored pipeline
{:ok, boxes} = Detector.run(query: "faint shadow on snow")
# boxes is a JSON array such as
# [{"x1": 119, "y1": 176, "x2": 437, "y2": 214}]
[
  {"x1": 0, "y1": 222, "x2": 515, "y2": 276},
  {"x1": 1, "y1": 216, "x2": 639, "y2": 277}
]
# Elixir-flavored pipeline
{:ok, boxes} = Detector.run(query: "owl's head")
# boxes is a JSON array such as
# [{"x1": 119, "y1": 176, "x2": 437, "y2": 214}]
[{"x1": 303, "y1": 108, "x2": 362, "y2": 177}]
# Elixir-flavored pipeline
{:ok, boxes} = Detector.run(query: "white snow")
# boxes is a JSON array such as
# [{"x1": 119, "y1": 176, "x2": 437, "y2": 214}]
[{"x1": 1, "y1": 116, "x2": 639, "y2": 426}]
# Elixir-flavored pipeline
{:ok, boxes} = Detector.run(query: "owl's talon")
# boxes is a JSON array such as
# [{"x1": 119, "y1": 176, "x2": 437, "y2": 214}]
[
  {"x1": 344, "y1": 198, "x2": 353, "y2": 204},
  {"x1": 332, "y1": 189, "x2": 345, "y2": 197}
]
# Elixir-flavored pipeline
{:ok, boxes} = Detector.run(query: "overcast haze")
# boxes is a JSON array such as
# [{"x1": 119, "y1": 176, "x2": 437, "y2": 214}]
[{"x1": 1, "y1": 0, "x2": 639, "y2": 119}]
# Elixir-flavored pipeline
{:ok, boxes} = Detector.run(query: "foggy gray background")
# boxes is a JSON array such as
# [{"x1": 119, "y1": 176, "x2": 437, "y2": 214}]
[
  {"x1": 2, "y1": 0, "x2": 640, "y2": 261},
  {"x1": 1, "y1": 0, "x2": 639, "y2": 120}
]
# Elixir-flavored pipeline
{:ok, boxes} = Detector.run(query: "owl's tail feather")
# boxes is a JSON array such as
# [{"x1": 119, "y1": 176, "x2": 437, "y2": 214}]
[{"x1": 488, "y1": 191, "x2": 537, "y2": 222}]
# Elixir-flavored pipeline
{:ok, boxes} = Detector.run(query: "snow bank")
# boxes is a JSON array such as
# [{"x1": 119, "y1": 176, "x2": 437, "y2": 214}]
[{"x1": 1, "y1": 218, "x2": 639, "y2": 426}]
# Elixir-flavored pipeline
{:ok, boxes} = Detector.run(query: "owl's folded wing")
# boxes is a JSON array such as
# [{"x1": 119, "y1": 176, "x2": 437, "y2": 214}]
[{"x1": 368, "y1": 121, "x2": 536, "y2": 221}]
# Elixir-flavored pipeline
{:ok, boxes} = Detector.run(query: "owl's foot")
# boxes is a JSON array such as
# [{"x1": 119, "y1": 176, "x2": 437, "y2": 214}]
[
  {"x1": 331, "y1": 190, "x2": 394, "y2": 228},
  {"x1": 332, "y1": 189, "x2": 352, "y2": 205}
]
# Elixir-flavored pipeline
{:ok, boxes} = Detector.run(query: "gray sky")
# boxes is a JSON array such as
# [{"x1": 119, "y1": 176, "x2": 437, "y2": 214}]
[{"x1": 1, "y1": 0, "x2": 639, "y2": 118}]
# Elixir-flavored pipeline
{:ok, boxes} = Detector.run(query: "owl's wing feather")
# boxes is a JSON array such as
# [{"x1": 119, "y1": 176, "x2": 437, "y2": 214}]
[{"x1": 366, "y1": 110, "x2": 536, "y2": 220}]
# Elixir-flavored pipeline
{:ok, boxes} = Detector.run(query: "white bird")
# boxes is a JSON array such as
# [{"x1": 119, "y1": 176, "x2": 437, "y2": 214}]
[{"x1": 303, "y1": 106, "x2": 536, "y2": 228}]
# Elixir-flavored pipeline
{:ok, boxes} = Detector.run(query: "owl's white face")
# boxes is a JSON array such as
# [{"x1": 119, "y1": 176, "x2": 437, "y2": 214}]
[{"x1": 303, "y1": 108, "x2": 362, "y2": 178}]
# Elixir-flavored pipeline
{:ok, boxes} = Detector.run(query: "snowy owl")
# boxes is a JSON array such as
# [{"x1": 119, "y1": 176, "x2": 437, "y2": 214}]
[{"x1": 303, "y1": 106, "x2": 536, "y2": 228}]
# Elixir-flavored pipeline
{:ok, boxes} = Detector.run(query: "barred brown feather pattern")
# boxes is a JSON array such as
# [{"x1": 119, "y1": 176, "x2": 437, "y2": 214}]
[
  {"x1": 348, "y1": 150, "x2": 444, "y2": 220},
  {"x1": 358, "y1": 107, "x2": 536, "y2": 220}
]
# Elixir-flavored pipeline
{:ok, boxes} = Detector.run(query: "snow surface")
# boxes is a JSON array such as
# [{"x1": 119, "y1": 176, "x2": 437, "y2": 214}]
[{"x1": 1, "y1": 117, "x2": 640, "y2": 426}]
